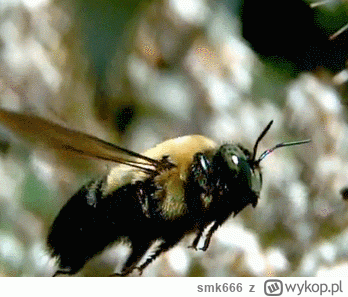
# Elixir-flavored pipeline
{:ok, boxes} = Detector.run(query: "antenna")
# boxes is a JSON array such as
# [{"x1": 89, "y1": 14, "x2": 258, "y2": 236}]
[
  {"x1": 257, "y1": 139, "x2": 311, "y2": 163},
  {"x1": 251, "y1": 120, "x2": 274, "y2": 163},
  {"x1": 251, "y1": 120, "x2": 311, "y2": 164}
]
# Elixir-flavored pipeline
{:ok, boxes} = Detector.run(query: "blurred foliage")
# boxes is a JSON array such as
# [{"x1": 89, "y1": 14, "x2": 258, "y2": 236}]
[{"x1": 73, "y1": 0, "x2": 151, "y2": 79}]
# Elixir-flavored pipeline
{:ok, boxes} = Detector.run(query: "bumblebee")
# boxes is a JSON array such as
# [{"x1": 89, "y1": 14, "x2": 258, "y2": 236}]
[{"x1": 0, "y1": 108, "x2": 310, "y2": 276}]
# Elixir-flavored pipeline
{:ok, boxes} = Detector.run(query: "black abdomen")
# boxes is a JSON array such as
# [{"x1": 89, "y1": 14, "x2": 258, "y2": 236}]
[{"x1": 47, "y1": 177, "x2": 155, "y2": 275}]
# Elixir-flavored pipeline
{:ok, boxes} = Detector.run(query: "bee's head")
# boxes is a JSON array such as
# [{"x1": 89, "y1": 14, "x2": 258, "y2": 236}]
[
  {"x1": 215, "y1": 121, "x2": 310, "y2": 202},
  {"x1": 216, "y1": 143, "x2": 262, "y2": 202}
]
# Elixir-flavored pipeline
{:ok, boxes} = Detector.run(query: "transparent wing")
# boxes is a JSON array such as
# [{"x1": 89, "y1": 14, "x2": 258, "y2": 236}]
[{"x1": 0, "y1": 108, "x2": 164, "y2": 173}]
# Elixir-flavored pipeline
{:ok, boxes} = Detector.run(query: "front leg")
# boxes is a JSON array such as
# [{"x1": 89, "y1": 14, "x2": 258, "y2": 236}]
[
  {"x1": 187, "y1": 153, "x2": 213, "y2": 250},
  {"x1": 188, "y1": 229, "x2": 203, "y2": 250},
  {"x1": 200, "y1": 221, "x2": 219, "y2": 251},
  {"x1": 189, "y1": 220, "x2": 220, "y2": 251},
  {"x1": 192, "y1": 153, "x2": 211, "y2": 191}
]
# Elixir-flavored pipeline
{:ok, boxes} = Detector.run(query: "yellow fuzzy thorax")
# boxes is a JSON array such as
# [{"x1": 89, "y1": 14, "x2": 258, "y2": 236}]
[{"x1": 105, "y1": 135, "x2": 217, "y2": 219}]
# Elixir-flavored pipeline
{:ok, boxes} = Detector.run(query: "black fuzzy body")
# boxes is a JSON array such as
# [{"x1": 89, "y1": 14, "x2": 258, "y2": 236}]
[{"x1": 47, "y1": 145, "x2": 259, "y2": 276}]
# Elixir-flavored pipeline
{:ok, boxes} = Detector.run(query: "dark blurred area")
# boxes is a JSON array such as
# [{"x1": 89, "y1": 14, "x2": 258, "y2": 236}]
[
  {"x1": 240, "y1": 0, "x2": 348, "y2": 76},
  {"x1": 0, "y1": 0, "x2": 348, "y2": 277}
]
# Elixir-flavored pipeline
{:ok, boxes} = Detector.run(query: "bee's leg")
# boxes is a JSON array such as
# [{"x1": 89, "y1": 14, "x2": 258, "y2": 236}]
[
  {"x1": 52, "y1": 268, "x2": 74, "y2": 277},
  {"x1": 136, "y1": 236, "x2": 181, "y2": 274},
  {"x1": 110, "y1": 240, "x2": 152, "y2": 276},
  {"x1": 187, "y1": 154, "x2": 213, "y2": 251},
  {"x1": 193, "y1": 153, "x2": 211, "y2": 190},
  {"x1": 200, "y1": 221, "x2": 219, "y2": 251},
  {"x1": 188, "y1": 229, "x2": 203, "y2": 250}
]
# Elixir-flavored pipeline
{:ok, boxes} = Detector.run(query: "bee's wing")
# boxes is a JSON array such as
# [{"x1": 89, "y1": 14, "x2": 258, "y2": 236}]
[{"x1": 0, "y1": 108, "x2": 165, "y2": 173}]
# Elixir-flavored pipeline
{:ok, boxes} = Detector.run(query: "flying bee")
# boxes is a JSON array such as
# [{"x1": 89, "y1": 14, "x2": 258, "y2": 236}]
[{"x1": 0, "y1": 108, "x2": 310, "y2": 276}]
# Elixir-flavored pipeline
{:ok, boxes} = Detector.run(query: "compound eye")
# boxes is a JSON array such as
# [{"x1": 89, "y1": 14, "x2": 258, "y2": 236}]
[{"x1": 231, "y1": 155, "x2": 239, "y2": 165}]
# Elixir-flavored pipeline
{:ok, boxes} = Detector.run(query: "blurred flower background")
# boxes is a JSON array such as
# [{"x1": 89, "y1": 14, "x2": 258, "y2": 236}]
[{"x1": 0, "y1": 0, "x2": 348, "y2": 277}]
